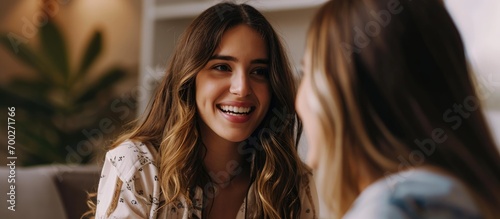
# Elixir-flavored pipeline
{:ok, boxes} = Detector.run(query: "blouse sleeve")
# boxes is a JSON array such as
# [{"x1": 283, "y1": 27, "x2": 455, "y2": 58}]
[
  {"x1": 95, "y1": 141, "x2": 161, "y2": 219},
  {"x1": 300, "y1": 172, "x2": 320, "y2": 219}
]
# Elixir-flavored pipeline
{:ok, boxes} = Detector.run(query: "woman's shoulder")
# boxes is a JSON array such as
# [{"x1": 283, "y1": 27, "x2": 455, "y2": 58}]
[
  {"x1": 297, "y1": 164, "x2": 316, "y2": 195},
  {"x1": 299, "y1": 165, "x2": 319, "y2": 218},
  {"x1": 344, "y1": 168, "x2": 481, "y2": 219},
  {"x1": 298, "y1": 164, "x2": 316, "y2": 196},
  {"x1": 104, "y1": 139, "x2": 159, "y2": 182}
]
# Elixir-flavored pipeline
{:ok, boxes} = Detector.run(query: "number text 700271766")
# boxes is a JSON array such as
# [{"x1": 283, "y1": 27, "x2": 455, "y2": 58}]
[{"x1": 7, "y1": 107, "x2": 16, "y2": 212}]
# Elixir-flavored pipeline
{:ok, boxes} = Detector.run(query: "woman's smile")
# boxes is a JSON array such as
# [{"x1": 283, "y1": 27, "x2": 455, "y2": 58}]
[{"x1": 217, "y1": 103, "x2": 255, "y2": 123}]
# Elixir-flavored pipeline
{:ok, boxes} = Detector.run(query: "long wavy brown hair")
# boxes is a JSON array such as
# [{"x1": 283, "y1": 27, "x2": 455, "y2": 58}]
[
  {"x1": 305, "y1": 0, "x2": 500, "y2": 218},
  {"x1": 85, "y1": 2, "x2": 308, "y2": 219}
]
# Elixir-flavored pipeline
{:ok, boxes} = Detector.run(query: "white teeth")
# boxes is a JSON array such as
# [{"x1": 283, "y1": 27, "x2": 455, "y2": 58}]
[{"x1": 220, "y1": 105, "x2": 251, "y2": 114}]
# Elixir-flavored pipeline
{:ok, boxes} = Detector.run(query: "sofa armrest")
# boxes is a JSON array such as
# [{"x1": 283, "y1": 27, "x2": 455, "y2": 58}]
[{"x1": 0, "y1": 166, "x2": 67, "y2": 219}]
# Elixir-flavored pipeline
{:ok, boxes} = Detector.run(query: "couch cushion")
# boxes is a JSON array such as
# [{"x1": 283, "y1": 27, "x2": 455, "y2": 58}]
[{"x1": 53, "y1": 165, "x2": 100, "y2": 219}]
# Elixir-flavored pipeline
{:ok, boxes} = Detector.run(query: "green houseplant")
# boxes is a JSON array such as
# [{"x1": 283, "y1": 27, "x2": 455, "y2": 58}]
[{"x1": 0, "y1": 19, "x2": 128, "y2": 166}]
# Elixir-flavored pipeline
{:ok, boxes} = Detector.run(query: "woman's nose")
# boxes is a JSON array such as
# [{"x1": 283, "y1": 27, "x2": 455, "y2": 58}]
[{"x1": 229, "y1": 70, "x2": 251, "y2": 97}]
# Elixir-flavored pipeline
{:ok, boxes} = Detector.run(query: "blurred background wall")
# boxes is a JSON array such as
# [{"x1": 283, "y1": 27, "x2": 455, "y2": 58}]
[{"x1": 444, "y1": 0, "x2": 500, "y2": 149}]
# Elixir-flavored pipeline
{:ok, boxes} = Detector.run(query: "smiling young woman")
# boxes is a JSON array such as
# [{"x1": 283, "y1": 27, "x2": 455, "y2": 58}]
[{"x1": 86, "y1": 2, "x2": 318, "y2": 219}]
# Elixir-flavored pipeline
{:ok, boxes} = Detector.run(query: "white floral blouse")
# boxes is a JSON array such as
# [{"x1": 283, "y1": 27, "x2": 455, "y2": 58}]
[{"x1": 95, "y1": 140, "x2": 319, "y2": 219}]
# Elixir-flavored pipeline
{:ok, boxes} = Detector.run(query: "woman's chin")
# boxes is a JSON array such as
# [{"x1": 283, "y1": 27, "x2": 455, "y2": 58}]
[{"x1": 220, "y1": 133, "x2": 252, "y2": 144}]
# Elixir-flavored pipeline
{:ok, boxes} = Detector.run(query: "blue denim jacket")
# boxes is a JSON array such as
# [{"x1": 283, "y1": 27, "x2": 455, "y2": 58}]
[{"x1": 343, "y1": 169, "x2": 482, "y2": 219}]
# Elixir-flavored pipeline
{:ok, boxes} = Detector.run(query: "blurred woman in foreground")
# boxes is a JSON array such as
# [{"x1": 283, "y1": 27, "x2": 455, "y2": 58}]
[{"x1": 297, "y1": 0, "x2": 500, "y2": 218}]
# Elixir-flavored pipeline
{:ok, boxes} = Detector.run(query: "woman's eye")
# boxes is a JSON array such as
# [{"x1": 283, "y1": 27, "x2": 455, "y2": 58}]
[
  {"x1": 251, "y1": 68, "x2": 269, "y2": 76},
  {"x1": 213, "y1": 64, "x2": 231, "y2": 72}
]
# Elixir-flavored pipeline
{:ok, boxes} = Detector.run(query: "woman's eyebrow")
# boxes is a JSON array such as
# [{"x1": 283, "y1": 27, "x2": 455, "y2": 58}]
[
  {"x1": 210, "y1": 55, "x2": 237, "y2": 61},
  {"x1": 251, "y1": 59, "x2": 269, "y2": 64},
  {"x1": 209, "y1": 55, "x2": 269, "y2": 64}
]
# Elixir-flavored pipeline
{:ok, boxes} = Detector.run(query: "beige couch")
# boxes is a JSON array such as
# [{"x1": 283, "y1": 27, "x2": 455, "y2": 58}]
[{"x1": 0, "y1": 165, "x2": 100, "y2": 219}]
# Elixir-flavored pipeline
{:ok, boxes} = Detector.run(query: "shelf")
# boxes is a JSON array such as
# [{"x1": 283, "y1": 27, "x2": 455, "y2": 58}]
[{"x1": 154, "y1": 0, "x2": 327, "y2": 20}]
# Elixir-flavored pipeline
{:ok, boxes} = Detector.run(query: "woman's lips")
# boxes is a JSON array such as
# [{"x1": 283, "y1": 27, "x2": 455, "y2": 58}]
[{"x1": 217, "y1": 104, "x2": 255, "y2": 123}]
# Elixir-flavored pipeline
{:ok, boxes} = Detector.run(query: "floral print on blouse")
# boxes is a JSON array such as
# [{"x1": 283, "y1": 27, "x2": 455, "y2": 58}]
[{"x1": 95, "y1": 140, "x2": 319, "y2": 219}]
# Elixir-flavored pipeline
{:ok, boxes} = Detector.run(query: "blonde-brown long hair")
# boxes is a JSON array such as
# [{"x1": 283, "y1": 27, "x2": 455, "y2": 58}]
[
  {"x1": 87, "y1": 2, "x2": 307, "y2": 219},
  {"x1": 306, "y1": 0, "x2": 500, "y2": 218}
]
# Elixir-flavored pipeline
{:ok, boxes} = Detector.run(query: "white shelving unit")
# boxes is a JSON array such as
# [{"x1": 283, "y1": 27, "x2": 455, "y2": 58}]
[{"x1": 138, "y1": 0, "x2": 327, "y2": 115}]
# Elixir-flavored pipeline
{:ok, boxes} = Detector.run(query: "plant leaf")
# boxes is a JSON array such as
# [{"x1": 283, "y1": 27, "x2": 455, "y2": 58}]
[
  {"x1": 17, "y1": 122, "x2": 65, "y2": 165},
  {"x1": 0, "y1": 86, "x2": 54, "y2": 114},
  {"x1": 40, "y1": 21, "x2": 70, "y2": 81},
  {"x1": 74, "y1": 31, "x2": 102, "y2": 84},
  {"x1": 0, "y1": 33, "x2": 61, "y2": 83},
  {"x1": 0, "y1": 34, "x2": 46, "y2": 79},
  {"x1": 10, "y1": 78, "x2": 51, "y2": 95},
  {"x1": 75, "y1": 67, "x2": 126, "y2": 103}
]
